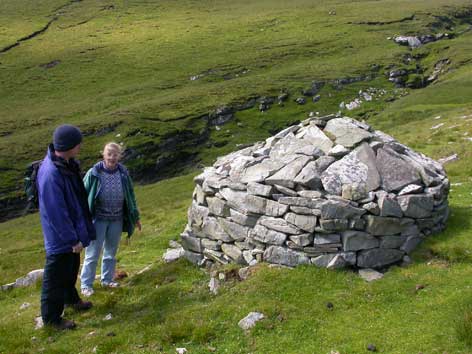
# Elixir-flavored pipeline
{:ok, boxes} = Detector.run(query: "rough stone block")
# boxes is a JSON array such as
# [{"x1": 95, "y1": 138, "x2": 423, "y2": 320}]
[
  {"x1": 180, "y1": 233, "x2": 202, "y2": 253},
  {"x1": 263, "y1": 246, "x2": 310, "y2": 267},
  {"x1": 357, "y1": 248, "x2": 404, "y2": 268},
  {"x1": 342, "y1": 231, "x2": 379, "y2": 251},
  {"x1": 284, "y1": 213, "x2": 317, "y2": 233},
  {"x1": 252, "y1": 225, "x2": 287, "y2": 245}
]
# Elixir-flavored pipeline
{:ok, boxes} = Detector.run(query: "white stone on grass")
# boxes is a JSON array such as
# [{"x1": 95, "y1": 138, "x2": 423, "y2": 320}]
[
  {"x1": 34, "y1": 316, "x2": 44, "y2": 330},
  {"x1": 209, "y1": 277, "x2": 220, "y2": 295},
  {"x1": 359, "y1": 268, "x2": 384, "y2": 282},
  {"x1": 15, "y1": 269, "x2": 44, "y2": 288},
  {"x1": 20, "y1": 302, "x2": 31, "y2": 310},
  {"x1": 163, "y1": 248, "x2": 185, "y2": 263},
  {"x1": 238, "y1": 312, "x2": 265, "y2": 330}
]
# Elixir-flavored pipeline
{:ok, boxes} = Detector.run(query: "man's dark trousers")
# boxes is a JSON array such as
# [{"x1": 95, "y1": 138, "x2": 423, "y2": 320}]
[{"x1": 41, "y1": 252, "x2": 81, "y2": 324}]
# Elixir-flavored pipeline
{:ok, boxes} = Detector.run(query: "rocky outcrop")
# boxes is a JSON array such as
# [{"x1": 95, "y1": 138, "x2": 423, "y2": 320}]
[{"x1": 181, "y1": 115, "x2": 449, "y2": 269}]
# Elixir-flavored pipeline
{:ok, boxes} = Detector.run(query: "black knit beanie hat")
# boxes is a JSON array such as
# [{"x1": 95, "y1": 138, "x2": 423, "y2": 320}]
[{"x1": 53, "y1": 124, "x2": 83, "y2": 152}]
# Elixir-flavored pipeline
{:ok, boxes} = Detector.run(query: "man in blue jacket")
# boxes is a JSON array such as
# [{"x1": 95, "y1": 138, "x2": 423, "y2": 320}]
[{"x1": 37, "y1": 124, "x2": 96, "y2": 330}]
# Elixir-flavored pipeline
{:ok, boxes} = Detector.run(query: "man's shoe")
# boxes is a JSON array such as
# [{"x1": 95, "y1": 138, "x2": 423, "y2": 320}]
[
  {"x1": 74, "y1": 299, "x2": 93, "y2": 311},
  {"x1": 52, "y1": 318, "x2": 76, "y2": 330},
  {"x1": 66, "y1": 299, "x2": 93, "y2": 311}
]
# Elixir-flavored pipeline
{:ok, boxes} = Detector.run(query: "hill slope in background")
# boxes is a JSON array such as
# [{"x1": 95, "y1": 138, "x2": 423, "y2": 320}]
[
  {"x1": 1, "y1": 0, "x2": 471, "y2": 218},
  {"x1": 1, "y1": 0, "x2": 472, "y2": 353}
]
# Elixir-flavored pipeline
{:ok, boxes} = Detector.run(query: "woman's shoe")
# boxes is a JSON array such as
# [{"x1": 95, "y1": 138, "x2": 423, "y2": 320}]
[{"x1": 81, "y1": 287, "x2": 94, "y2": 297}]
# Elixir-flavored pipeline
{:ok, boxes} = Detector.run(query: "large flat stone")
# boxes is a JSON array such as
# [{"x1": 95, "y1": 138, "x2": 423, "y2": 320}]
[
  {"x1": 259, "y1": 216, "x2": 302, "y2": 234},
  {"x1": 376, "y1": 147, "x2": 421, "y2": 192},
  {"x1": 342, "y1": 230, "x2": 379, "y2": 251},
  {"x1": 321, "y1": 200, "x2": 366, "y2": 219},
  {"x1": 289, "y1": 233, "x2": 314, "y2": 247},
  {"x1": 378, "y1": 195, "x2": 403, "y2": 217},
  {"x1": 379, "y1": 235, "x2": 407, "y2": 249},
  {"x1": 313, "y1": 233, "x2": 341, "y2": 245},
  {"x1": 269, "y1": 134, "x2": 314, "y2": 159},
  {"x1": 244, "y1": 194, "x2": 268, "y2": 214},
  {"x1": 397, "y1": 194, "x2": 434, "y2": 218},
  {"x1": 321, "y1": 143, "x2": 380, "y2": 195},
  {"x1": 296, "y1": 124, "x2": 334, "y2": 154},
  {"x1": 263, "y1": 246, "x2": 310, "y2": 267},
  {"x1": 324, "y1": 117, "x2": 373, "y2": 147},
  {"x1": 188, "y1": 201, "x2": 209, "y2": 228},
  {"x1": 247, "y1": 182, "x2": 273, "y2": 197},
  {"x1": 357, "y1": 248, "x2": 404, "y2": 268},
  {"x1": 202, "y1": 238, "x2": 222, "y2": 251},
  {"x1": 221, "y1": 244, "x2": 244, "y2": 264},
  {"x1": 266, "y1": 155, "x2": 312, "y2": 188},
  {"x1": 202, "y1": 217, "x2": 233, "y2": 242},
  {"x1": 311, "y1": 254, "x2": 336, "y2": 267},
  {"x1": 265, "y1": 199, "x2": 290, "y2": 217},
  {"x1": 400, "y1": 235, "x2": 425, "y2": 254},
  {"x1": 240, "y1": 159, "x2": 285, "y2": 184},
  {"x1": 284, "y1": 213, "x2": 317, "y2": 233},
  {"x1": 278, "y1": 197, "x2": 326, "y2": 209},
  {"x1": 184, "y1": 250, "x2": 204, "y2": 264},
  {"x1": 293, "y1": 161, "x2": 323, "y2": 189},
  {"x1": 364, "y1": 215, "x2": 403, "y2": 236},
  {"x1": 229, "y1": 209, "x2": 260, "y2": 227},
  {"x1": 218, "y1": 218, "x2": 250, "y2": 241},
  {"x1": 207, "y1": 197, "x2": 230, "y2": 217},
  {"x1": 180, "y1": 233, "x2": 203, "y2": 253},
  {"x1": 194, "y1": 184, "x2": 206, "y2": 205},
  {"x1": 274, "y1": 184, "x2": 298, "y2": 197},
  {"x1": 204, "y1": 249, "x2": 229, "y2": 264},
  {"x1": 252, "y1": 224, "x2": 287, "y2": 245},
  {"x1": 319, "y1": 219, "x2": 349, "y2": 232},
  {"x1": 219, "y1": 188, "x2": 248, "y2": 214}
]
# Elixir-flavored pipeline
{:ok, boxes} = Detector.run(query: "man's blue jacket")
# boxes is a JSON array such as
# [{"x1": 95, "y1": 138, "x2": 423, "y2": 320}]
[{"x1": 37, "y1": 145, "x2": 96, "y2": 255}]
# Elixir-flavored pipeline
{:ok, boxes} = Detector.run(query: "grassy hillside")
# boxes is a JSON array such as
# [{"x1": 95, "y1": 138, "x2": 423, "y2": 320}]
[{"x1": 1, "y1": 0, "x2": 472, "y2": 353}]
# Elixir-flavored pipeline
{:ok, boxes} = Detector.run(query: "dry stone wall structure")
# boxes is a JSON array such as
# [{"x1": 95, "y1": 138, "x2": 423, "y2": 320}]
[{"x1": 181, "y1": 115, "x2": 450, "y2": 269}]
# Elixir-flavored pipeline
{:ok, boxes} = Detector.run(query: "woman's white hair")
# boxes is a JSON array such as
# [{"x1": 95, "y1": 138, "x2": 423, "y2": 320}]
[{"x1": 102, "y1": 142, "x2": 123, "y2": 158}]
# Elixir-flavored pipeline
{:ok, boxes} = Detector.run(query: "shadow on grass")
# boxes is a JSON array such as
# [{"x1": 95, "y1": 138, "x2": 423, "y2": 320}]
[{"x1": 415, "y1": 205, "x2": 472, "y2": 263}]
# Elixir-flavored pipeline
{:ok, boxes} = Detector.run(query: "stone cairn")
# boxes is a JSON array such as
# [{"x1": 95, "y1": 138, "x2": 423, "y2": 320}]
[{"x1": 181, "y1": 115, "x2": 449, "y2": 269}]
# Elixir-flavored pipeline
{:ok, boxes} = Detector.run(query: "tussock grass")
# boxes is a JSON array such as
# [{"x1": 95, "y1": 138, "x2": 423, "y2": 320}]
[{"x1": 456, "y1": 301, "x2": 472, "y2": 347}]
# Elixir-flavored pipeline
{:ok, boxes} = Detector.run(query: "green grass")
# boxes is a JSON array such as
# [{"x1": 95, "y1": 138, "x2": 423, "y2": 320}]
[{"x1": 2, "y1": 0, "x2": 472, "y2": 353}]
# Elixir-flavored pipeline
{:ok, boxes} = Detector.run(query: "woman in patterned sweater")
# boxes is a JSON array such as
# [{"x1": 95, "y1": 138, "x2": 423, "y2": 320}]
[{"x1": 80, "y1": 142, "x2": 141, "y2": 297}]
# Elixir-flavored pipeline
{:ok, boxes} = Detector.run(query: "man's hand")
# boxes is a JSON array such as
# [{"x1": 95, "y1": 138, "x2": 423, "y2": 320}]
[
  {"x1": 72, "y1": 241, "x2": 83, "y2": 253},
  {"x1": 136, "y1": 220, "x2": 142, "y2": 232}
]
